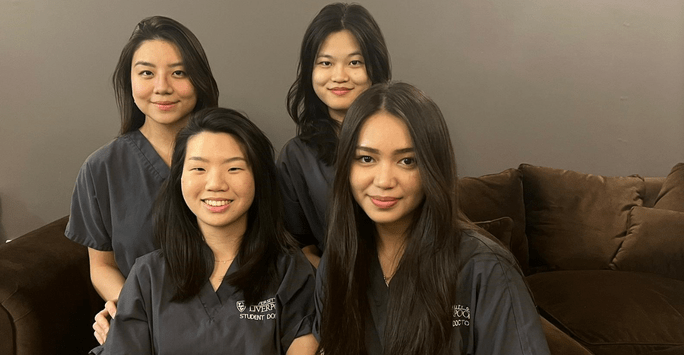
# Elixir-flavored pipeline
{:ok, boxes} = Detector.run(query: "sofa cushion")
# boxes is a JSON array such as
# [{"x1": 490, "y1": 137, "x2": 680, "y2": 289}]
[
  {"x1": 519, "y1": 164, "x2": 644, "y2": 270},
  {"x1": 474, "y1": 216, "x2": 513, "y2": 250},
  {"x1": 654, "y1": 163, "x2": 684, "y2": 212},
  {"x1": 458, "y1": 168, "x2": 528, "y2": 272},
  {"x1": 527, "y1": 270, "x2": 684, "y2": 355},
  {"x1": 610, "y1": 207, "x2": 684, "y2": 281}
]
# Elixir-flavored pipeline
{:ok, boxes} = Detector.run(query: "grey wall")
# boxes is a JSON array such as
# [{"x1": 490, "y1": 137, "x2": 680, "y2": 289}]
[{"x1": 1, "y1": 0, "x2": 683, "y2": 241}]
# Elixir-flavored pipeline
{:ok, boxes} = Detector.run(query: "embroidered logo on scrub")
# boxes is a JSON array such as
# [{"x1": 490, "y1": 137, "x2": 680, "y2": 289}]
[
  {"x1": 452, "y1": 305, "x2": 470, "y2": 327},
  {"x1": 236, "y1": 298, "x2": 277, "y2": 321}
]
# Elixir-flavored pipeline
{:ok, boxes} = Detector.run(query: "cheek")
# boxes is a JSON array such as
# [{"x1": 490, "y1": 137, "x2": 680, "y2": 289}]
[
  {"x1": 177, "y1": 81, "x2": 197, "y2": 100},
  {"x1": 130, "y1": 79, "x2": 148, "y2": 100},
  {"x1": 349, "y1": 166, "x2": 366, "y2": 200},
  {"x1": 312, "y1": 68, "x2": 327, "y2": 87},
  {"x1": 352, "y1": 70, "x2": 371, "y2": 87}
]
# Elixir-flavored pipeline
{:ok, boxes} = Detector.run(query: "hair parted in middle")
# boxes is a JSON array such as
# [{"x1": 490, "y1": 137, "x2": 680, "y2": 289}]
[
  {"x1": 287, "y1": 2, "x2": 391, "y2": 165},
  {"x1": 319, "y1": 82, "x2": 462, "y2": 355},
  {"x1": 154, "y1": 107, "x2": 296, "y2": 304},
  {"x1": 113, "y1": 15, "x2": 219, "y2": 135}
]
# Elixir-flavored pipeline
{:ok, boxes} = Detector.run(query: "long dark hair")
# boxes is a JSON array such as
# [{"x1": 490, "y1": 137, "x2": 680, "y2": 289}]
[
  {"x1": 320, "y1": 82, "x2": 462, "y2": 354},
  {"x1": 113, "y1": 16, "x2": 219, "y2": 135},
  {"x1": 155, "y1": 107, "x2": 295, "y2": 303},
  {"x1": 287, "y1": 3, "x2": 391, "y2": 165}
]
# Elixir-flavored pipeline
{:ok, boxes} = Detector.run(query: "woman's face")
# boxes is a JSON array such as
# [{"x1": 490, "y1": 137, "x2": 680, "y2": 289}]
[
  {"x1": 349, "y1": 111, "x2": 425, "y2": 234},
  {"x1": 312, "y1": 30, "x2": 371, "y2": 123},
  {"x1": 131, "y1": 40, "x2": 197, "y2": 130},
  {"x1": 181, "y1": 131, "x2": 255, "y2": 236}
]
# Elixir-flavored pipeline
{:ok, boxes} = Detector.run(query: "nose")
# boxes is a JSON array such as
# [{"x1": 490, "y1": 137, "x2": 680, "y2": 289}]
[
  {"x1": 154, "y1": 74, "x2": 172, "y2": 94},
  {"x1": 373, "y1": 162, "x2": 397, "y2": 189},
  {"x1": 331, "y1": 64, "x2": 349, "y2": 83},
  {"x1": 206, "y1": 169, "x2": 228, "y2": 192}
]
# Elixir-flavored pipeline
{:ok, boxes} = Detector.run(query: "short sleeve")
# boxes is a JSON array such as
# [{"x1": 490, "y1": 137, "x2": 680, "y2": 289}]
[
  {"x1": 276, "y1": 145, "x2": 317, "y2": 248},
  {"x1": 103, "y1": 259, "x2": 154, "y2": 354},
  {"x1": 65, "y1": 159, "x2": 113, "y2": 250},
  {"x1": 277, "y1": 251, "x2": 317, "y2": 351},
  {"x1": 468, "y1": 255, "x2": 550, "y2": 355}
]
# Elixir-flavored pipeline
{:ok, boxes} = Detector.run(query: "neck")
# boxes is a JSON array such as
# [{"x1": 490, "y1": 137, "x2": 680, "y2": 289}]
[
  {"x1": 139, "y1": 116, "x2": 189, "y2": 167},
  {"x1": 201, "y1": 220, "x2": 246, "y2": 291},
  {"x1": 328, "y1": 107, "x2": 346, "y2": 124},
  {"x1": 375, "y1": 223, "x2": 408, "y2": 285},
  {"x1": 200, "y1": 219, "x2": 246, "y2": 262}
]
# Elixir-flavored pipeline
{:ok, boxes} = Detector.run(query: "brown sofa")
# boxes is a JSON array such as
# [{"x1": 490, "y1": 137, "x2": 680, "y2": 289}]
[
  {"x1": 459, "y1": 163, "x2": 684, "y2": 355},
  {"x1": 1, "y1": 163, "x2": 682, "y2": 354}
]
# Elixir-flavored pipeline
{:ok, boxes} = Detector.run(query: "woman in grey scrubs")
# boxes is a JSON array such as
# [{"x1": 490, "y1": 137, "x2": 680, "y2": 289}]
[
  {"x1": 315, "y1": 83, "x2": 550, "y2": 354},
  {"x1": 277, "y1": 3, "x2": 391, "y2": 268},
  {"x1": 95, "y1": 108, "x2": 316, "y2": 354},
  {"x1": 65, "y1": 16, "x2": 219, "y2": 343}
]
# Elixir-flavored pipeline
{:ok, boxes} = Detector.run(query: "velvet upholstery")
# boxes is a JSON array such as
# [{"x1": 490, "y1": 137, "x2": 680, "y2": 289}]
[
  {"x1": 0, "y1": 217, "x2": 102, "y2": 355},
  {"x1": 528, "y1": 270, "x2": 684, "y2": 355},
  {"x1": 654, "y1": 163, "x2": 684, "y2": 212},
  {"x1": 474, "y1": 216, "x2": 513, "y2": 250},
  {"x1": 610, "y1": 207, "x2": 684, "y2": 281},
  {"x1": 519, "y1": 164, "x2": 644, "y2": 271},
  {"x1": 458, "y1": 168, "x2": 528, "y2": 273}
]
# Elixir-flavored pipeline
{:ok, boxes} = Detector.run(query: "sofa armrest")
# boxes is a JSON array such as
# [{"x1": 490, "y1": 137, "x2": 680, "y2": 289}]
[{"x1": 0, "y1": 216, "x2": 103, "y2": 355}]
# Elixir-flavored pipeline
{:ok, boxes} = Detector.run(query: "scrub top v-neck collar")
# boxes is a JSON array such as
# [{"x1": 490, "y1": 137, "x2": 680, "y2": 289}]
[
  {"x1": 197, "y1": 259, "x2": 241, "y2": 320},
  {"x1": 129, "y1": 129, "x2": 170, "y2": 180}
]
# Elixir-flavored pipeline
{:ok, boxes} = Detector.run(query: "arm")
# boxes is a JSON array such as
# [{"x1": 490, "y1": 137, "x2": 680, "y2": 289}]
[
  {"x1": 89, "y1": 248, "x2": 125, "y2": 344},
  {"x1": 287, "y1": 334, "x2": 318, "y2": 355}
]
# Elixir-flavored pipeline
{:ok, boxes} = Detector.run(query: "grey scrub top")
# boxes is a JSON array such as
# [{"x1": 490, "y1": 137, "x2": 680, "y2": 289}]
[
  {"x1": 97, "y1": 249, "x2": 316, "y2": 355},
  {"x1": 277, "y1": 136, "x2": 333, "y2": 251},
  {"x1": 65, "y1": 130, "x2": 169, "y2": 277},
  {"x1": 314, "y1": 230, "x2": 551, "y2": 354}
]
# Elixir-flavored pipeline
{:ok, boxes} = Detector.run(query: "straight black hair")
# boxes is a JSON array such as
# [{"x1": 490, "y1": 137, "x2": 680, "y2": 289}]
[
  {"x1": 319, "y1": 82, "x2": 462, "y2": 354},
  {"x1": 287, "y1": 3, "x2": 391, "y2": 165},
  {"x1": 155, "y1": 107, "x2": 296, "y2": 304},
  {"x1": 113, "y1": 16, "x2": 219, "y2": 135}
]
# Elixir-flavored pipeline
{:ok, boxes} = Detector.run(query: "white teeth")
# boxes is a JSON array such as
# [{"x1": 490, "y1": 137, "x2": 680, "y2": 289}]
[{"x1": 204, "y1": 200, "x2": 229, "y2": 207}]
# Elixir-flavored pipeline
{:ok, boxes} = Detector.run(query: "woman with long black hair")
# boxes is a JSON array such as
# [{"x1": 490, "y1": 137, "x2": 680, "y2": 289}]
[
  {"x1": 98, "y1": 107, "x2": 317, "y2": 354},
  {"x1": 278, "y1": 3, "x2": 391, "y2": 267},
  {"x1": 316, "y1": 82, "x2": 549, "y2": 354}
]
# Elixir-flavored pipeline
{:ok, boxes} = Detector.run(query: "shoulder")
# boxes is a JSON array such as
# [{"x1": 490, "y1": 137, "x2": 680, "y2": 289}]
[
  {"x1": 457, "y1": 229, "x2": 521, "y2": 274},
  {"x1": 276, "y1": 248, "x2": 315, "y2": 278},
  {"x1": 80, "y1": 132, "x2": 140, "y2": 172},
  {"x1": 277, "y1": 137, "x2": 315, "y2": 164},
  {"x1": 128, "y1": 250, "x2": 165, "y2": 281}
]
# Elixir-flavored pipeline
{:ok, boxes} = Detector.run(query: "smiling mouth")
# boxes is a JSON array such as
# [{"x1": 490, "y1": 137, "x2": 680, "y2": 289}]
[
  {"x1": 203, "y1": 199, "x2": 230, "y2": 207},
  {"x1": 370, "y1": 196, "x2": 399, "y2": 209},
  {"x1": 330, "y1": 88, "x2": 351, "y2": 96}
]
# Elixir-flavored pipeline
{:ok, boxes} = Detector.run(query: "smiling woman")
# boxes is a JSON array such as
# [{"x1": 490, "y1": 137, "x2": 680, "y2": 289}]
[
  {"x1": 277, "y1": 3, "x2": 391, "y2": 268},
  {"x1": 63, "y1": 15, "x2": 219, "y2": 345},
  {"x1": 97, "y1": 107, "x2": 318, "y2": 355},
  {"x1": 315, "y1": 82, "x2": 550, "y2": 355}
]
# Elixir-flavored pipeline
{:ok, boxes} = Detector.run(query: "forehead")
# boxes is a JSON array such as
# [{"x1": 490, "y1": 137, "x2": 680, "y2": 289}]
[
  {"x1": 356, "y1": 111, "x2": 412, "y2": 149},
  {"x1": 317, "y1": 29, "x2": 362, "y2": 55},
  {"x1": 185, "y1": 131, "x2": 246, "y2": 159},
  {"x1": 132, "y1": 39, "x2": 183, "y2": 63}
]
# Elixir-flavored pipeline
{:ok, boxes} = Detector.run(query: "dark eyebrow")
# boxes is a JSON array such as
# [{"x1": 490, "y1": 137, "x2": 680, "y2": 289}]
[
  {"x1": 316, "y1": 51, "x2": 363, "y2": 59},
  {"x1": 187, "y1": 156, "x2": 247, "y2": 164},
  {"x1": 133, "y1": 61, "x2": 184, "y2": 68},
  {"x1": 356, "y1": 146, "x2": 414, "y2": 155}
]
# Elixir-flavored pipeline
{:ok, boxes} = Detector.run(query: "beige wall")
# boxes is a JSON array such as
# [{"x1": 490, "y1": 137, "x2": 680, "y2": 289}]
[{"x1": 1, "y1": 0, "x2": 683, "y2": 241}]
